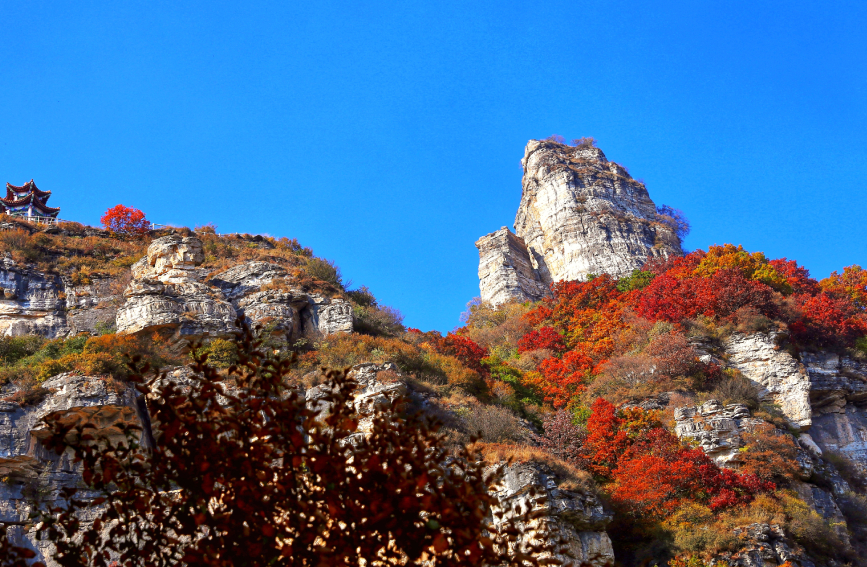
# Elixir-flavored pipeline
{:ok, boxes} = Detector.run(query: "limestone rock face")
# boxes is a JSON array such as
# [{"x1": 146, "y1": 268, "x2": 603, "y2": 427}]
[
  {"x1": 475, "y1": 140, "x2": 681, "y2": 304},
  {"x1": 63, "y1": 276, "x2": 122, "y2": 335},
  {"x1": 674, "y1": 400, "x2": 761, "y2": 467},
  {"x1": 712, "y1": 523, "x2": 816, "y2": 567},
  {"x1": 488, "y1": 462, "x2": 614, "y2": 567},
  {"x1": 675, "y1": 399, "x2": 814, "y2": 478},
  {"x1": 0, "y1": 373, "x2": 150, "y2": 565},
  {"x1": 208, "y1": 259, "x2": 354, "y2": 337},
  {"x1": 724, "y1": 332, "x2": 812, "y2": 430},
  {"x1": 801, "y1": 352, "x2": 867, "y2": 473},
  {"x1": 0, "y1": 257, "x2": 121, "y2": 338},
  {"x1": 0, "y1": 257, "x2": 67, "y2": 337},
  {"x1": 116, "y1": 236, "x2": 353, "y2": 341},
  {"x1": 116, "y1": 235, "x2": 235, "y2": 340},
  {"x1": 476, "y1": 227, "x2": 550, "y2": 306}
]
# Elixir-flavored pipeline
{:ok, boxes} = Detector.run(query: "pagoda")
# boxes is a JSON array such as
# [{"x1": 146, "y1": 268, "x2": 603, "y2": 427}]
[{"x1": 0, "y1": 180, "x2": 60, "y2": 219}]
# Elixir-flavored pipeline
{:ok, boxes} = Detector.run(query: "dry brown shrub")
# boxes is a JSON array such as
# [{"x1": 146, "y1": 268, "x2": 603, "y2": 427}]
[
  {"x1": 462, "y1": 300, "x2": 532, "y2": 351},
  {"x1": 739, "y1": 423, "x2": 801, "y2": 484},
  {"x1": 471, "y1": 441, "x2": 594, "y2": 492},
  {"x1": 512, "y1": 348, "x2": 553, "y2": 372},
  {"x1": 462, "y1": 404, "x2": 528, "y2": 444},
  {"x1": 708, "y1": 370, "x2": 760, "y2": 408},
  {"x1": 732, "y1": 305, "x2": 775, "y2": 334}
]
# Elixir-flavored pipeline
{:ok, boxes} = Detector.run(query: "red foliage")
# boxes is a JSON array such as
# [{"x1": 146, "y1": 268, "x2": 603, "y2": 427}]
[
  {"x1": 439, "y1": 334, "x2": 489, "y2": 377},
  {"x1": 789, "y1": 291, "x2": 867, "y2": 348},
  {"x1": 517, "y1": 327, "x2": 565, "y2": 353},
  {"x1": 546, "y1": 275, "x2": 630, "y2": 360},
  {"x1": 820, "y1": 265, "x2": 867, "y2": 309},
  {"x1": 769, "y1": 258, "x2": 820, "y2": 295},
  {"x1": 581, "y1": 399, "x2": 774, "y2": 519},
  {"x1": 100, "y1": 204, "x2": 150, "y2": 235},
  {"x1": 636, "y1": 268, "x2": 776, "y2": 323},
  {"x1": 530, "y1": 351, "x2": 594, "y2": 408}
]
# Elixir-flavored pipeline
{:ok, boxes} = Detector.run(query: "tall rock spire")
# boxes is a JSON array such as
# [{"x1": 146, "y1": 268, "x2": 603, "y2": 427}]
[{"x1": 476, "y1": 139, "x2": 682, "y2": 305}]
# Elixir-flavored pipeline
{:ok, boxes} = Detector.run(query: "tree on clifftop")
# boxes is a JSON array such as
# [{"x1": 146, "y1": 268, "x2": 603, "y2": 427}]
[{"x1": 100, "y1": 204, "x2": 149, "y2": 235}]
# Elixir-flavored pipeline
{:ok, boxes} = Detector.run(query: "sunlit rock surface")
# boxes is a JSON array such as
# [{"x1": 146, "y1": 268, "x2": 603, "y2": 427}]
[{"x1": 476, "y1": 140, "x2": 681, "y2": 304}]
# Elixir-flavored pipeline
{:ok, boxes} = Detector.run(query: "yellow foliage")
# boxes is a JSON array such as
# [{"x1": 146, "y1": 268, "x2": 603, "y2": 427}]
[{"x1": 694, "y1": 244, "x2": 792, "y2": 293}]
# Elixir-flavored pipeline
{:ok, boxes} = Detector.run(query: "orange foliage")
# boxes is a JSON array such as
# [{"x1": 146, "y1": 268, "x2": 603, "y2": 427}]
[
  {"x1": 820, "y1": 265, "x2": 867, "y2": 309},
  {"x1": 694, "y1": 244, "x2": 791, "y2": 293}
]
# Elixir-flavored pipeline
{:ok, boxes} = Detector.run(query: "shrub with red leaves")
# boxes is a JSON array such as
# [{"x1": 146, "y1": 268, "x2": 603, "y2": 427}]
[
  {"x1": 517, "y1": 326, "x2": 565, "y2": 353},
  {"x1": 100, "y1": 204, "x2": 150, "y2": 235},
  {"x1": 636, "y1": 268, "x2": 776, "y2": 323},
  {"x1": 440, "y1": 333, "x2": 488, "y2": 377},
  {"x1": 531, "y1": 410, "x2": 586, "y2": 467},
  {"x1": 0, "y1": 323, "x2": 566, "y2": 567},
  {"x1": 581, "y1": 399, "x2": 774, "y2": 520}
]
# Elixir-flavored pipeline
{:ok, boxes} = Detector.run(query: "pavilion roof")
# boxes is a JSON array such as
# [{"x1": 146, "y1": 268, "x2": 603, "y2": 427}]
[
  {"x1": 5, "y1": 180, "x2": 52, "y2": 202},
  {"x1": 0, "y1": 181, "x2": 60, "y2": 215}
]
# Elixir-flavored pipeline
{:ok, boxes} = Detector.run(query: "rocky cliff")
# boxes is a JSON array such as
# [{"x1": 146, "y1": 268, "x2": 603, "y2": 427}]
[
  {"x1": 2, "y1": 362, "x2": 615, "y2": 566},
  {"x1": 476, "y1": 140, "x2": 682, "y2": 305},
  {"x1": 709, "y1": 332, "x2": 867, "y2": 474},
  {"x1": 0, "y1": 256, "x2": 120, "y2": 338},
  {"x1": 115, "y1": 235, "x2": 353, "y2": 342}
]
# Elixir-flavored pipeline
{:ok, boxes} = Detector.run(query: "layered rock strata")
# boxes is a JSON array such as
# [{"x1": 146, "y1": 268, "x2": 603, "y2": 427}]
[
  {"x1": 0, "y1": 373, "x2": 151, "y2": 564},
  {"x1": 476, "y1": 140, "x2": 682, "y2": 304},
  {"x1": 719, "y1": 332, "x2": 867, "y2": 473},
  {"x1": 800, "y1": 351, "x2": 867, "y2": 473},
  {"x1": 488, "y1": 462, "x2": 614, "y2": 566},
  {"x1": 674, "y1": 400, "x2": 765, "y2": 468},
  {"x1": 476, "y1": 227, "x2": 550, "y2": 306},
  {"x1": 674, "y1": 398, "x2": 855, "y2": 553},
  {"x1": 723, "y1": 332, "x2": 812, "y2": 430},
  {"x1": 0, "y1": 256, "x2": 122, "y2": 338},
  {"x1": 116, "y1": 235, "x2": 353, "y2": 341}
]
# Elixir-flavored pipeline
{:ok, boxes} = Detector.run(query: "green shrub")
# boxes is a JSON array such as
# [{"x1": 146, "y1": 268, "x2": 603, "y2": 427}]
[
  {"x1": 304, "y1": 257, "x2": 343, "y2": 289},
  {"x1": 0, "y1": 335, "x2": 46, "y2": 366},
  {"x1": 191, "y1": 338, "x2": 239, "y2": 369},
  {"x1": 616, "y1": 269, "x2": 656, "y2": 292}
]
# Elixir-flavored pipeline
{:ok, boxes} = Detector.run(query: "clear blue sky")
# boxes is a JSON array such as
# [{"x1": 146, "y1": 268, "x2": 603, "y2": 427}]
[{"x1": 1, "y1": 1, "x2": 865, "y2": 333}]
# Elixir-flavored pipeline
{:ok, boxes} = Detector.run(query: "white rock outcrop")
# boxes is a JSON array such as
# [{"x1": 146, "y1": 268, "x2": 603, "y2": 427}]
[
  {"x1": 115, "y1": 235, "x2": 237, "y2": 340},
  {"x1": 488, "y1": 462, "x2": 614, "y2": 567},
  {"x1": 674, "y1": 400, "x2": 760, "y2": 467},
  {"x1": 800, "y1": 352, "x2": 867, "y2": 473},
  {"x1": 476, "y1": 140, "x2": 682, "y2": 305},
  {"x1": 116, "y1": 236, "x2": 353, "y2": 341},
  {"x1": 724, "y1": 332, "x2": 812, "y2": 430},
  {"x1": 0, "y1": 373, "x2": 151, "y2": 565}
]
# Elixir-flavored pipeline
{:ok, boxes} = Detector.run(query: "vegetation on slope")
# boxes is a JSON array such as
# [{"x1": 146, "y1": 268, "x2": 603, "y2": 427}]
[{"x1": 3, "y1": 210, "x2": 867, "y2": 565}]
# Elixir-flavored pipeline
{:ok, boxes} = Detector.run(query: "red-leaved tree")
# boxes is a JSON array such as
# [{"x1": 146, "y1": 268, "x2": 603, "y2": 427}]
[
  {"x1": 101, "y1": 204, "x2": 150, "y2": 235},
  {"x1": 581, "y1": 399, "x2": 774, "y2": 521}
]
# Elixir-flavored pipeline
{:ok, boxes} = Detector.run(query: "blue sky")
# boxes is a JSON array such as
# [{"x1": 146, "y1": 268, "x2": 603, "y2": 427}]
[{"x1": 1, "y1": 1, "x2": 865, "y2": 332}]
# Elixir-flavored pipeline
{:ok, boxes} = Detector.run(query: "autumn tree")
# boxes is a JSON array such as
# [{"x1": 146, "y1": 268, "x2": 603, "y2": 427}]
[
  {"x1": 100, "y1": 204, "x2": 150, "y2": 235},
  {"x1": 581, "y1": 399, "x2": 774, "y2": 521},
  {"x1": 0, "y1": 322, "x2": 568, "y2": 567}
]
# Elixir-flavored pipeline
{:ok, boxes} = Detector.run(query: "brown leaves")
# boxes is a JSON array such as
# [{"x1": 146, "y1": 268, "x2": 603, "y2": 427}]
[{"x1": 0, "y1": 320, "x2": 575, "y2": 566}]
